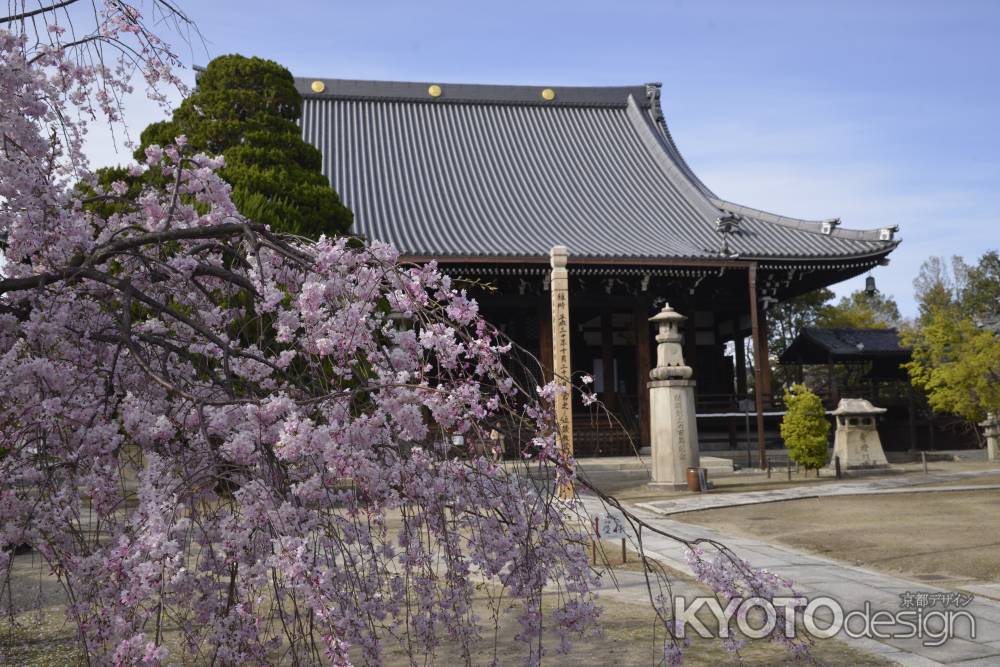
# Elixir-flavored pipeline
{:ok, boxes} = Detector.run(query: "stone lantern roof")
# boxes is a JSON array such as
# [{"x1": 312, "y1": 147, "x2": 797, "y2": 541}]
[
  {"x1": 648, "y1": 302, "x2": 687, "y2": 326},
  {"x1": 832, "y1": 398, "x2": 887, "y2": 416}
]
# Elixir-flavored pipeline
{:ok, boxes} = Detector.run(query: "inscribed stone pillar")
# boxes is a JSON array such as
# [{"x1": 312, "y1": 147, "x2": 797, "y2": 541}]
[
  {"x1": 648, "y1": 303, "x2": 700, "y2": 489},
  {"x1": 550, "y1": 246, "x2": 573, "y2": 473}
]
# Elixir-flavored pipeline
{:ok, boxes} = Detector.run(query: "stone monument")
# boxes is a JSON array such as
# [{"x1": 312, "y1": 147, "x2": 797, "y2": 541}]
[
  {"x1": 832, "y1": 398, "x2": 889, "y2": 469},
  {"x1": 647, "y1": 303, "x2": 700, "y2": 489},
  {"x1": 981, "y1": 414, "x2": 1000, "y2": 462}
]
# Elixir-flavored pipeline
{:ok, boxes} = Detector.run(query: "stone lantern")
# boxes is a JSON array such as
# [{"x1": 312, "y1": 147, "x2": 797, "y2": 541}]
[
  {"x1": 649, "y1": 303, "x2": 692, "y2": 381},
  {"x1": 980, "y1": 414, "x2": 1000, "y2": 462},
  {"x1": 647, "y1": 303, "x2": 699, "y2": 488},
  {"x1": 832, "y1": 398, "x2": 889, "y2": 469}
]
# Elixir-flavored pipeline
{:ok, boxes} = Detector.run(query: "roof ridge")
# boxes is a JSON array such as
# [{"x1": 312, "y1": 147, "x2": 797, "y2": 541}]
[
  {"x1": 624, "y1": 95, "x2": 723, "y2": 225},
  {"x1": 294, "y1": 77, "x2": 652, "y2": 108},
  {"x1": 642, "y1": 83, "x2": 719, "y2": 200}
]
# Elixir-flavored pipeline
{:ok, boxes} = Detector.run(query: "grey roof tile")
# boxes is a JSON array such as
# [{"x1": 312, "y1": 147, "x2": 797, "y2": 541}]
[{"x1": 296, "y1": 78, "x2": 900, "y2": 262}]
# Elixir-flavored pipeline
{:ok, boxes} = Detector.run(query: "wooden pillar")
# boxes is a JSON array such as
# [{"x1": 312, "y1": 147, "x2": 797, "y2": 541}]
[
  {"x1": 635, "y1": 298, "x2": 652, "y2": 450},
  {"x1": 550, "y1": 247, "x2": 573, "y2": 493},
  {"x1": 601, "y1": 309, "x2": 616, "y2": 410},
  {"x1": 748, "y1": 265, "x2": 767, "y2": 468}
]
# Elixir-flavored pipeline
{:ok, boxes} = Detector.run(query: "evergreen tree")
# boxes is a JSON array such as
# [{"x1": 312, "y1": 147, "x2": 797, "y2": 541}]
[
  {"x1": 136, "y1": 54, "x2": 352, "y2": 238},
  {"x1": 780, "y1": 384, "x2": 830, "y2": 470}
]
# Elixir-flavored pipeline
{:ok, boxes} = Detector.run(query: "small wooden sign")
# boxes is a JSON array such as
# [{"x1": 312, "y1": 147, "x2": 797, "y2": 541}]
[{"x1": 593, "y1": 512, "x2": 626, "y2": 540}]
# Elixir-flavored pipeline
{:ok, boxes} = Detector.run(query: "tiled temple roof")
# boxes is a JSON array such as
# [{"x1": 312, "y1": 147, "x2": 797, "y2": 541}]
[{"x1": 297, "y1": 78, "x2": 900, "y2": 264}]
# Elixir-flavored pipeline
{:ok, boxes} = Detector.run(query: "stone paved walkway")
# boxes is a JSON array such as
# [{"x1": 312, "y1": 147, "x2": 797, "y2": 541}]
[
  {"x1": 578, "y1": 490, "x2": 1000, "y2": 666},
  {"x1": 637, "y1": 468, "x2": 1000, "y2": 516}
]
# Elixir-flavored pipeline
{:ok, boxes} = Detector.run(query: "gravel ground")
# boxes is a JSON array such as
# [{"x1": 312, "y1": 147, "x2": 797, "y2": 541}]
[
  {"x1": 673, "y1": 489, "x2": 1000, "y2": 584},
  {"x1": 0, "y1": 540, "x2": 892, "y2": 665}
]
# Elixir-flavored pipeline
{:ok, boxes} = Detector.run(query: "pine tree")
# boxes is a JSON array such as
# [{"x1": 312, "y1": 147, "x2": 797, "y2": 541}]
[{"x1": 136, "y1": 54, "x2": 352, "y2": 238}]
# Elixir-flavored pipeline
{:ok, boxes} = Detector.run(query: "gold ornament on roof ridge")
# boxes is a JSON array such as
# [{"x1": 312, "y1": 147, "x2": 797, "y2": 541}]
[
  {"x1": 541, "y1": 88, "x2": 556, "y2": 101},
  {"x1": 428, "y1": 84, "x2": 442, "y2": 98},
  {"x1": 310, "y1": 80, "x2": 325, "y2": 93}
]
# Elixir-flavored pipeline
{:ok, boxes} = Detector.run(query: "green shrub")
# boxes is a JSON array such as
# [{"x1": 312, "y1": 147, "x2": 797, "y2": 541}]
[{"x1": 780, "y1": 384, "x2": 830, "y2": 470}]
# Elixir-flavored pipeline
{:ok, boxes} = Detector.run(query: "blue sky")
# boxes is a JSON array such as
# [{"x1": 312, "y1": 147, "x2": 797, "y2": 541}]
[{"x1": 86, "y1": 0, "x2": 1000, "y2": 317}]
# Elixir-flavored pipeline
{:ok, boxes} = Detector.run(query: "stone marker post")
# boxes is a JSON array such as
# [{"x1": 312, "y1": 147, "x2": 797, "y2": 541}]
[
  {"x1": 647, "y1": 303, "x2": 700, "y2": 489},
  {"x1": 981, "y1": 414, "x2": 1000, "y2": 462},
  {"x1": 550, "y1": 246, "x2": 574, "y2": 497}
]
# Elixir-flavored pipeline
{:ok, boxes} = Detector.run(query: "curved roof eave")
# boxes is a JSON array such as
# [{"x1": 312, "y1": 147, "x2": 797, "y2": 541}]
[{"x1": 632, "y1": 87, "x2": 901, "y2": 248}]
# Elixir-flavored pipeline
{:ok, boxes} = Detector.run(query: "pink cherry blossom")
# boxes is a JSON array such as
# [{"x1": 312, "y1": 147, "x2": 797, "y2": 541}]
[{"x1": 0, "y1": 5, "x2": 807, "y2": 665}]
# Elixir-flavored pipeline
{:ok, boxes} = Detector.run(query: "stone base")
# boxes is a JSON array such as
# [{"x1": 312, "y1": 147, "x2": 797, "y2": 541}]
[
  {"x1": 833, "y1": 430, "x2": 889, "y2": 469},
  {"x1": 648, "y1": 379, "x2": 699, "y2": 486}
]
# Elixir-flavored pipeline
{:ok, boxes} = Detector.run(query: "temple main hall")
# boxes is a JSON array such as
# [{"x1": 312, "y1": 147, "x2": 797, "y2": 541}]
[{"x1": 295, "y1": 77, "x2": 900, "y2": 461}]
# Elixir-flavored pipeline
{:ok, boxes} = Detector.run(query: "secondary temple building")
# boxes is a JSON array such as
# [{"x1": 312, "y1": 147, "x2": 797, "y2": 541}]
[{"x1": 296, "y1": 77, "x2": 901, "y2": 462}]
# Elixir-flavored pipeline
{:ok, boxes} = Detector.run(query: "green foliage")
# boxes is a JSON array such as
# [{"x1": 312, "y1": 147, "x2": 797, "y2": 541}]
[
  {"x1": 904, "y1": 250, "x2": 1000, "y2": 423},
  {"x1": 780, "y1": 384, "x2": 830, "y2": 470},
  {"x1": 77, "y1": 166, "x2": 144, "y2": 218},
  {"x1": 817, "y1": 289, "x2": 901, "y2": 329},
  {"x1": 904, "y1": 313, "x2": 1000, "y2": 423},
  {"x1": 135, "y1": 54, "x2": 352, "y2": 238}
]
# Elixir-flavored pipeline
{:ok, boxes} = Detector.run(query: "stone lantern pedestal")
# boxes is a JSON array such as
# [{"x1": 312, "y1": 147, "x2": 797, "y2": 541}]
[
  {"x1": 980, "y1": 414, "x2": 1000, "y2": 462},
  {"x1": 647, "y1": 303, "x2": 700, "y2": 489},
  {"x1": 832, "y1": 398, "x2": 889, "y2": 469}
]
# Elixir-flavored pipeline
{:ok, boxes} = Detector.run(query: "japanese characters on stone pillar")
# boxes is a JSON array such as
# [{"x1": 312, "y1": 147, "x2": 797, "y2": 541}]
[
  {"x1": 647, "y1": 303, "x2": 700, "y2": 489},
  {"x1": 550, "y1": 246, "x2": 574, "y2": 479}
]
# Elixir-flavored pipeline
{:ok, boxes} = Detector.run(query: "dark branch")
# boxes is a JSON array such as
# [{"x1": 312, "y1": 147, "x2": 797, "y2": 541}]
[
  {"x1": 1, "y1": 0, "x2": 79, "y2": 24},
  {"x1": 0, "y1": 222, "x2": 268, "y2": 295}
]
